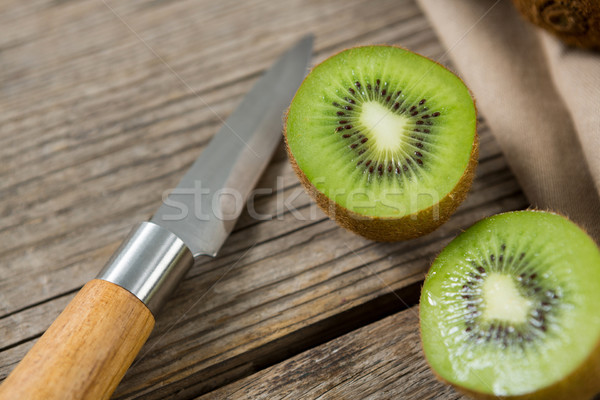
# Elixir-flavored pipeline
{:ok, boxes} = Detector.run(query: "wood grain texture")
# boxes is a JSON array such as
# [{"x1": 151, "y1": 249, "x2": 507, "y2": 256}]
[
  {"x1": 0, "y1": 279, "x2": 155, "y2": 400},
  {"x1": 0, "y1": 0, "x2": 528, "y2": 398},
  {"x1": 199, "y1": 306, "x2": 468, "y2": 400}
]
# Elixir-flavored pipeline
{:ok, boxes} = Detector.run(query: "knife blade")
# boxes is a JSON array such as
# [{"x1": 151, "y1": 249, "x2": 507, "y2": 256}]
[
  {"x1": 0, "y1": 35, "x2": 313, "y2": 400},
  {"x1": 153, "y1": 34, "x2": 313, "y2": 258}
]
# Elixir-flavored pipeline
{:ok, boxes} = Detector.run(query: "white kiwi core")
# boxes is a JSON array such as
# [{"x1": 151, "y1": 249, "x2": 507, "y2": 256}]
[
  {"x1": 482, "y1": 273, "x2": 532, "y2": 323},
  {"x1": 359, "y1": 101, "x2": 409, "y2": 153}
]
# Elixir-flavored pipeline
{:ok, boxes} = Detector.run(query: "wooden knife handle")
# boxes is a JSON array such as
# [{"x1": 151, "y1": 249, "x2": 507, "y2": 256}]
[{"x1": 0, "y1": 279, "x2": 155, "y2": 400}]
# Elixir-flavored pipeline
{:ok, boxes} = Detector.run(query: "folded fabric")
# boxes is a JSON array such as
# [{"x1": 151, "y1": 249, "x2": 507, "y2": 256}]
[{"x1": 417, "y1": 0, "x2": 600, "y2": 242}]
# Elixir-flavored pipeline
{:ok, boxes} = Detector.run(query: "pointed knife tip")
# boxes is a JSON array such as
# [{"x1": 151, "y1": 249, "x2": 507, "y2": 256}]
[
  {"x1": 301, "y1": 33, "x2": 314, "y2": 43},
  {"x1": 296, "y1": 33, "x2": 314, "y2": 56}
]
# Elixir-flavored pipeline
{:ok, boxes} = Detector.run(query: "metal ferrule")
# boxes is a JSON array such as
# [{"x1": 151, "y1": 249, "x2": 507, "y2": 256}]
[{"x1": 97, "y1": 222, "x2": 195, "y2": 315}]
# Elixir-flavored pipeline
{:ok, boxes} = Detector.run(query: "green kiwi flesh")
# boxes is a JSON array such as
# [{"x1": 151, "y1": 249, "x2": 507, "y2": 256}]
[
  {"x1": 285, "y1": 46, "x2": 477, "y2": 241},
  {"x1": 420, "y1": 210, "x2": 600, "y2": 398}
]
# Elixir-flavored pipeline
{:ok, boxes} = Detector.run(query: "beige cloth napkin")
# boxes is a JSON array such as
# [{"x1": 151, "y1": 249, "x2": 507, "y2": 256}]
[{"x1": 416, "y1": 0, "x2": 600, "y2": 242}]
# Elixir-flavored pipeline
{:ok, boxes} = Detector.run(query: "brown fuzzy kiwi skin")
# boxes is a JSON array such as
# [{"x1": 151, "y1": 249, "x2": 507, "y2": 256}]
[
  {"x1": 512, "y1": 0, "x2": 600, "y2": 50},
  {"x1": 284, "y1": 45, "x2": 478, "y2": 242},
  {"x1": 419, "y1": 209, "x2": 600, "y2": 400}
]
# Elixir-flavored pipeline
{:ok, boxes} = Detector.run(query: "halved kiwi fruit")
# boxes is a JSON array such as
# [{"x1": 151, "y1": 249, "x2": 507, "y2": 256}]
[
  {"x1": 420, "y1": 210, "x2": 600, "y2": 399},
  {"x1": 285, "y1": 46, "x2": 478, "y2": 242}
]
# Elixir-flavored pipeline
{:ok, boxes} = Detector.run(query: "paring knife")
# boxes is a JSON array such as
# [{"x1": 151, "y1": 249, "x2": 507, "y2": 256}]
[{"x1": 0, "y1": 35, "x2": 313, "y2": 400}]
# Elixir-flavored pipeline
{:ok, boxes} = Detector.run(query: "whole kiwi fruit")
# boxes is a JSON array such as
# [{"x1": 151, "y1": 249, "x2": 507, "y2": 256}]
[
  {"x1": 420, "y1": 210, "x2": 600, "y2": 399},
  {"x1": 512, "y1": 0, "x2": 600, "y2": 49},
  {"x1": 284, "y1": 46, "x2": 478, "y2": 242}
]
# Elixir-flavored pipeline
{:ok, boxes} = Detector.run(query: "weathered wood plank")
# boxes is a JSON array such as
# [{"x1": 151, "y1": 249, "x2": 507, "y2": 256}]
[
  {"x1": 198, "y1": 306, "x2": 466, "y2": 400},
  {"x1": 0, "y1": 0, "x2": 528, "y2": 398}
]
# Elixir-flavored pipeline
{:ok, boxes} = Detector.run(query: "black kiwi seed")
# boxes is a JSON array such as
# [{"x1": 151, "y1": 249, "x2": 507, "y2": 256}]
[{"x1": 536, "y1": 314, "x2": 545, "y2": 323}]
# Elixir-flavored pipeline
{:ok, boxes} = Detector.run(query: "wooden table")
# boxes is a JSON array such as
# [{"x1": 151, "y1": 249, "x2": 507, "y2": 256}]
[{"x1": 0, "y1": 0, "x2": 527, "y2": 398}]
